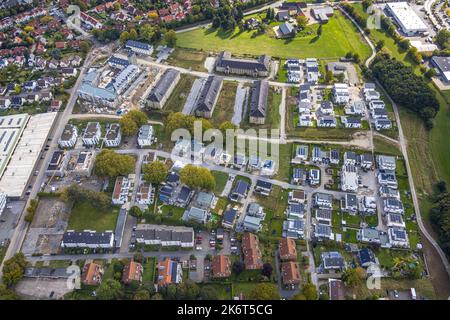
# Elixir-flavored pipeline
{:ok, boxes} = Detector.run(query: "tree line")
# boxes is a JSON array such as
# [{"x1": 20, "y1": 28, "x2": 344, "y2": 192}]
[
  {"x1": 429, "y1": 181, "x2": 450, "y2": 259},
  {"x1": 370, "y1": 53, "x2": 440, "y2": 129}
]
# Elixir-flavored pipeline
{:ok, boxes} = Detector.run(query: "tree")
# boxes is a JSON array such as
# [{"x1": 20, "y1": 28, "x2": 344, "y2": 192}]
[
  {"x1": 119, "y1": 31, "x2": 129, "y2": 44},
  {"x1": 151, "y1": 293, "x2": 163, "y2": 300},
  {"x1": 292, "y1": 293, "x2": 306, "y2": 300},
  {"x1": 424, "y1": 68, "x2": 437, "y2": 79},
  {"x1": 129, "y1": 206, "x2": 143, "y2": 218},
  {"x1": 140, "y1": 24, "x2": 156, "y2": 41},
  {"x1": 261, "y1": 263, "x2": 273, "y2": 278},
  {"x1": 342, "y1": 267, "x2": 366, "y2": 287},
  {"x1": 177, "y1": 280, "x2": 200, "y2": 300},
  {"x1": 0, "y1": 284, "x2": 19, "y2": 300},
  {"x1": 436, "y1": 29, "x2": 450, "y2": 49},
  {"x1": 179, "y1": 165, "x2": 215, "y2": 191},
  {"x1": 119, "y1": 110, "x2": 148, "y2": 136},
  {"x1": 247, "y1": 283, "x2": 280, "y2": 300},
  {"x1": 219, "y1": 121, "x2": 237, "y2": 133},
  {"x1": 375, "y1": 40, "x2": 385, "y2": 51},
  {"x1": 232, "y1": 261, "x2": 244, "y2": 275},
  {"x1": 94, "y1": 149, "x2": 135, "y2": 177},
  {"x1": 119, "y1": 116, "x2": 138, "y2": 137},
  {"x1": 324, "y1": 70, "x2": 333, "y2": 84},
  {"x1": 302, "y1": 282, "x2": 318, "y2": 300},
  {"x1": 296, "y1": 15, "x2": 308, "y2": 29},
  {"x1": 134, "y1": 289, "x2": 150, "y2": 300},
  {"x1": 199, "y1": 286, "x2": 219, "y2": 300},
  {"x1": 96, "y1": 279, "x2": 122, "y2": 300},
  {"x1": 142, "y1": 160, "x2": 168, "y2": 185},
  {"x1": 164, "y1": 30, "x2": 177, "y2": 47},
  {"x1": 129, "y1": 28, "x2": 138, "y2": 40},
  {"x1": 2, "y1": 253, "x2": 28, "y2": 287}
]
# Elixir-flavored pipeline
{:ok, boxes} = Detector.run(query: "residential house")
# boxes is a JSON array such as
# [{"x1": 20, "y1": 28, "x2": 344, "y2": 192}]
[
  {"x1": 293, "y1": 145, "x2": 308, "y2": 162},
  {"x1": 249, "y1": 80, "x2": 269, "y2": 124},
  {"x1": 146, "y1": 68, "x2": 181, "y2": 109},
  {"x1": 317, "y1": 115, "x2": 337, "y2": 128},
  {"x1": 388, "y1": 227, "x2": 409, "y2": 248},
  {"x1": 58, "y1": 124, "x2": 78, "y2": 149},
  {"x1": 135, "y1": 224, "x2": 194, "y2": 248},
  {"x1": 195, "y1": 76, "x2": 223, "y2": 118},
  {"x1": 314, "y1": 224, "x2": 332, "y2": 239},
  {"x1": 341, "y1": 193, "x2": 358, "y2": 214},
  {"x1": 81, "y1": 122, "x2": 101, "y2": 147},
  {"x1": 292, "y1": 167, "x2": 308, "y2": 185},
  {"x1": 314, "y1": 193, "x2": 333, "y2": 209},
  {"x1": 61, "y1": 231, "x2": 114, "y2": 249},
  {"x1": 332, "y1": 83, "x2": 350, "y2": 104},
  {"x1": 137, "y1": 125, "x2": 154, "y2": 147},
  {"x1": 229, "y1": 180, "x2": 250, "y2": 202},
  {"x1": 81, "y1": 263, "x2": 104, "y2": 286},
  {"x1": 286, "y1": 203, "x2": 305, "y2": 220},
  {"x1": 374, "y1": 118, "x2": 392, "y2": 131},
  {"x1": 341, "y1": 164, "x2": 359, "y2": 192},
  {"x1": 283, "y1": 219, "x2": 304, "y2": 239},
  {"x1": 288, "y1": 190, "x2": 306, "y2": 204},
  {"x1": 315, "y1": 209, "x2": 332, "y2": 224},
  {"x1": 279, "y1": 238, "x2": 297, "y2": 261},
  {"x1": 329, "y1": 279, "x2": 345, "y2": 300},
  {"x1": 215, "y1": 51, "x2": 271, "y2": 78},
  {"x1": 281, "y1": 262, "x2": 301, "y2": 287},
  {"x1": 386, "y1": 213, "x2": 405, "y2": 228},
  {"x1": 158, "y1": 258, "x2": 182, "y2": 286},
  {"x1": 255, "y1": 180, "x2": 272, "y2": 196},
  {"x1": 305, "y1": 58, "x2": 319, "y2": 83},
  {"x1": 241, "y1": 233, "x2": 263, "y2": 270},
  {"x1": 310, "y1": 169, "x2": 320, "y2": 186},
  {"x1": 330, "y1": 149, "x2": 340, "y2": 165},
  {"x1": 360, "y1": 153, "x2": 374, "y2": 170},
  {"x1": 45, "y1": 150, "x2": 68, "y2": 178},
  {"x1": 341, "y1": 116, "x2": 362, "y2": 129},
  {"x1": 211, "y1": 255, "x2": 231, "y2": 278},
  {"x1": 184, "y1": 207, "x2": 208, "y2": 224},
  {"x1": 377, "y1": 170, "x2": 398, "y2": 189},
  {"x1": 222, "y1": 207, "x2": 238, "y2": 229},
  {"x1": 383, "y1": 198, "x2": 404, "y2": 214},
  {"x1": 344, "y1": 151, "x2": 358, "y2": 165},
  {"x1": 125, "y1": 40, "x2": 153, "y2": 55},
  {"x1": 243, "y1": 215, "x2": 263, "y2": 232},
  {"x1": 358, "y1": 248, "x2": 377, "y2": 268},
  {"x1": 104, "y1": 123, "x2": 121, "y2": 147},
  {"x1": 112, "y1": 176, "x2": 130, "y2": 205},
  {"x1": 321, "y1": 251, "x2": 345, "y2": 272},
  {"x1": 121, "y1": 261, "x2": 143, "y2": 284}
]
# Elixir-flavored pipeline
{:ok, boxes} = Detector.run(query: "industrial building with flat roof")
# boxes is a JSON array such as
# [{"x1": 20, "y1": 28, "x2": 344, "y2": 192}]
[
  {"x1": 0, "y1": 112, "x2": 57, "y2": 198},
  {"x1": 385, "y1": 2, "x2": 428, "y2": 36},
  {"x1": 0, "y1": 114, "x2": 29, "y2": 178}
]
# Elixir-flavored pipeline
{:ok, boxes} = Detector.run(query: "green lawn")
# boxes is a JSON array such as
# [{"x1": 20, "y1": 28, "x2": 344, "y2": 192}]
[
  {"x1": 143, "y1": 257, "x2": 156, "y2": 284},
  {"x1": 212, "y1": 81, "x2": 238, "y2": 126},
  {"x1": 164, "y1": 74, "x2": 196, "y2": 113},
  {"x1": 373, "y1": 136, "x2": 401, "y2": 156},
  {"x1": 68, "y1": 202, "x2": 120, "y2": 232},
  {"x1": 211, "y1": 170, "x2": 229, "y2": 195},
  {"x1": 177, "y1": 11, "x2": 371, "y2": 60},
  {"x1": 166, "y1": 47, "x2": 208, "y2": 72}
]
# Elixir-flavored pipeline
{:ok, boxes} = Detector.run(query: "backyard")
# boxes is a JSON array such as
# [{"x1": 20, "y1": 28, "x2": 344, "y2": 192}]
[
  {"x1": 212, "y1": 81, "x2": 239, "y2": 126},
  {"x1": 176, "y1": 11, "x2": 371, "y2": 60},
  {"x1": 166, "y1": 48, "x2": 208, "y2": 72},
  {"x1": 164, "y1": 74, "x2": 197, "y2": 113},
  {"x1": 67, "y1": 202, "x2": 120, "y2": 232}
]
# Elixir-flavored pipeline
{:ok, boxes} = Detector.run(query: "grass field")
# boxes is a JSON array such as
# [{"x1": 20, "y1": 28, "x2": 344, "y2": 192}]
[
  {"x1": 211, "y1": 170, "x2": 229, "y2": 195},
  {"x1": 212, "y1": 81, "x2": 238, "y2": 126},
  {"x1": 166, "y1": 48, "x2": 208, "y2": 72},
  {"x1": 164, "y1": 74, "x2": 197, "y2": 113},
  {"x1": 68, "y1": 202, "x2": 119, "y2": 232},
  {"x1": 177, "y1": 11, "x2": 371, "y2": 60},
  {"x1": 373, "y1": 136, "x2": 401, "y2": 156}
]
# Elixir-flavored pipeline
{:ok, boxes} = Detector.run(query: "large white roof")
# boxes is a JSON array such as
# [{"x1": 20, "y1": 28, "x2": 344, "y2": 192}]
[
  {"x1": 386, "y1": 2, "x2": 428, "y2": 33},
  {"x1": 0, "y1": 112, "x2": 57, "y2": 197}
]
